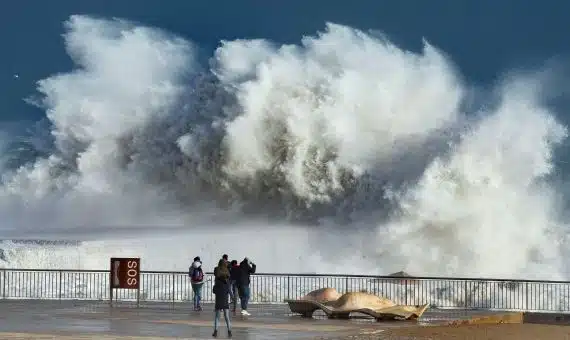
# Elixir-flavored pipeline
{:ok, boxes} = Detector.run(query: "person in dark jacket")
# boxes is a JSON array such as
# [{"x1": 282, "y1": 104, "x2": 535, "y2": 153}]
[
  {"x1": 212, "y1": 259, "x2": 232, "y2": 338},
  {"x1": 236, "y1": 257, "x2": 256, "y2": 316},
  {"x1": 228, "y1": 260, "x2": 239, "y2": 313}
]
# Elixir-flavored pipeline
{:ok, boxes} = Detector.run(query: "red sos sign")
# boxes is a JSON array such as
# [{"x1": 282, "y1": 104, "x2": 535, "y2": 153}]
[{"x1": 110, "y1": 258, "x2": 140, "y2": 289}]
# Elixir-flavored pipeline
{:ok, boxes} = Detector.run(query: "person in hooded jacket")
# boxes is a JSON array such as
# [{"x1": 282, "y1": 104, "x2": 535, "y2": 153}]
[
  {"x1": 236, "y1": 257, "x2": 256, "y2": 316},
  {"x1": 189, "y1": 256, "x2": 204, "y2": 311},
  {"x1": 212, "y1": 259, "x2": 232, "y2": 338}
]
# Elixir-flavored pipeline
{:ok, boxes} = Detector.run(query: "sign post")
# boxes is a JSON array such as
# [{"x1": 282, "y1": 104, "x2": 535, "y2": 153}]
[{"x1": 109, "y1": 257, "x2": 141, "y2": 307}]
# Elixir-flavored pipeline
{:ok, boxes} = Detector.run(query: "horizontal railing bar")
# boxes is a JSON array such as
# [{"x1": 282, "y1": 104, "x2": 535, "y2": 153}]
[{"x1": 0, "y1": 268, "x2": 567, "y2": 284}]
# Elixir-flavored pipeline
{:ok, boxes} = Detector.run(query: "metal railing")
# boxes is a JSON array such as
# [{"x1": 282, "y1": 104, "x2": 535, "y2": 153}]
[{"x1": 1, "y1": 268, "x2": 569, "y2": 312}]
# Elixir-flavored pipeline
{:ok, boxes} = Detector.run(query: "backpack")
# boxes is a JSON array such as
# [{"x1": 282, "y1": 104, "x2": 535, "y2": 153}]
[{"x1": 190, "y1": 266, "x2": 204, "y2": 283}]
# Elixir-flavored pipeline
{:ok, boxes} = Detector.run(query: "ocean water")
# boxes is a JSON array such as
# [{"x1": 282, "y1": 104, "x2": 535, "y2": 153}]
[{"x1": 1, "y1": 1, "x2": 570, "y2": 281}]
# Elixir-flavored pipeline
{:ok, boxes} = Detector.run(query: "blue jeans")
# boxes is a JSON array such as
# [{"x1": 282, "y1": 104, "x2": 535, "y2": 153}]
[
  {"x1": 229, "y1": 280, "x2": 238, "y2": 311},
  {"x1": 214, "y1": 309, "x2": 231, "y2": 331},
  {"x1": 192, "y1": 283, "x2": 203, "y2": 309},
  {"x1": 239, "y1": 285, "x2": 250, "y2": 310}
]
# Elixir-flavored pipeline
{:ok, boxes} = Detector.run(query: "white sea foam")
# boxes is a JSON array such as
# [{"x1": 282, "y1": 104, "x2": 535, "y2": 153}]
[{"x1": 0, "y1": 15, "x2": 568, "y2": 284}]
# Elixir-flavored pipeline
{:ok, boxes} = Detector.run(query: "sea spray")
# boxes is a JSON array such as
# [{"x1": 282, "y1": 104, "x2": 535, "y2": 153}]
[{"x1": 0, "y1": 15, "x2": 567, "y2": 281}]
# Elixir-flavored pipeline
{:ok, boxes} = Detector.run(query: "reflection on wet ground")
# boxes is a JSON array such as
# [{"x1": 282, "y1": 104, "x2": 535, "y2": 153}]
[{"x1": 0, "y1": 300, "x2": 517, "y2": 339}]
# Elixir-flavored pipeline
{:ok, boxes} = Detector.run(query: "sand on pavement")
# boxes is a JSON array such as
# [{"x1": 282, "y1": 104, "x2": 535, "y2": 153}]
[{"x1": 378, "y1": 324, "x2": 570, "y2": 340}]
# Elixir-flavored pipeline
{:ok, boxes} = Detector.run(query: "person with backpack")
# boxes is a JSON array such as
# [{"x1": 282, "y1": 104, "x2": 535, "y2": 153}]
[
  {"x1": 212, "y1": 259, "x2": 232, "y2": 338},
  {"x1": 236, "y1": 257, "x2": 256, "y2": 316},
  {"x1": 189, "y1": 256, "x2": 205, "y2": 311}
]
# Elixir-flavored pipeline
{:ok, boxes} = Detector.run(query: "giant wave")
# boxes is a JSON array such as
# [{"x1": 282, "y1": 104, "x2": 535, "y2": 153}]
[{"x1": 0, "y1": 15, "x2": 568, "y2": 279}]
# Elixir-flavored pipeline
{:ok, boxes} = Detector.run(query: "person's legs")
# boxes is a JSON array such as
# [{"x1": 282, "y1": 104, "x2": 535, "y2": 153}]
[
  {"x1": 213, "y1": 309, "x2": 220, "y2": 335},
  {"x1": 239, "y1": 285, "x2": 251, "y2": 315},
  {"x1": 196, "y1": 284, "x2": 203, "y2": 310},
  {"x1": 191, "y1": 284, "x2": 198, "y2": 309},
  {"x1": 223, "y1": 309, "x2": 232, "y2": 331},
  {"x1": 239, "y1": 286, "x2": 246, "y2": 310},
  {"x1": 231, "y1": 281, "x2": 238, "y2": 312},
  {"x1": 229, "y1": 280, "x2": 235, "y2": 302},
  {"x1": 192, "y1": 283, "x2": 202, "y2": 310},
  {"x1": 243, "y1": 285, "x2": 250, "y2": 310}
]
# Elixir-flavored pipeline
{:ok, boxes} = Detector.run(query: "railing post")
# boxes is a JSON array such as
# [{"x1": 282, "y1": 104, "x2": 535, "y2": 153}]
[
  {"x1": 344, "y1": 277, "x2": 348, "y2": 293},
  {"x1": 525, "y1": 281, "x2": 529, "y2": 310},
  {"x1": 172, "y1": 272, "x2": 175, "y2": 304},
  {"x1": 464, "y1": 280, "x2": 468, "y2": 308},
  {"x1": 2, "y1": 269, "x2": 5, "y2": 299},
  {"x1": 58, "y1": 270, "x2": 62, "y2": 300},
  {"x1": 405, "y1": 280, "x2": 408, "y2": 305},
  {"x1": 287, "y1": 276, "x2": 291, "y2": 300}
]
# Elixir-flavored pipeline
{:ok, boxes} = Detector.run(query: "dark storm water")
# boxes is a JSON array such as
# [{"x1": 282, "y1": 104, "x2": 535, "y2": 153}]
[{"x1": 0, "y1": 0, "x2": 569, "y2": 169}]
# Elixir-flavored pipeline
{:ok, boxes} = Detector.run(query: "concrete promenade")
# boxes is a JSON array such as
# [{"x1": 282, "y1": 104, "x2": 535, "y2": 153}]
[
  {"x1": 0, "y1": 300, "x2": 390, "y2": 339},
  {"x1": 0, "y1": 300, "x2": 563, "y2": 339}
]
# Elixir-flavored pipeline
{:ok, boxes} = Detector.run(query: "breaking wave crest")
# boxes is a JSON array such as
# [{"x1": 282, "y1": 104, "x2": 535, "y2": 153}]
[{"x1": 0, "y1": 15, "x2": 568, "y2": 279}]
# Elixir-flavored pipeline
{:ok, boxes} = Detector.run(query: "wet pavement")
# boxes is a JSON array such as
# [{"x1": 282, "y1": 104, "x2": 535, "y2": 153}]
[{"x1": 0, "y1": 300, "x2": 519, "y2": 339}]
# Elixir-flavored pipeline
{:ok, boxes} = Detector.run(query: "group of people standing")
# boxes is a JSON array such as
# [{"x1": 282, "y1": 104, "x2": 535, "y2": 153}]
[{"x1": 188, "y1": 254, "x2": 257, "y2": 338}]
